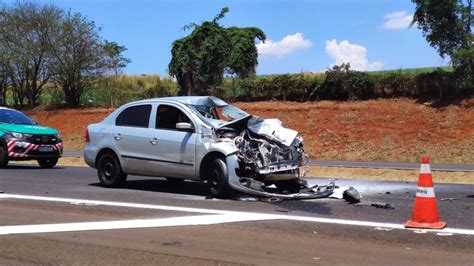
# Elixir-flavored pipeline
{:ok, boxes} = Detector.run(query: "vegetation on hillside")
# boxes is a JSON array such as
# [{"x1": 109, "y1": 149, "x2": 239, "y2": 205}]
[{"x1": 24, "y1": 65, "x2": 467, "y2": 108}]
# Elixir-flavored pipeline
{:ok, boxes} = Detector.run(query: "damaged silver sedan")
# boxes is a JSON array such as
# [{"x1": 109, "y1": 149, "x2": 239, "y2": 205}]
[{"x1": 84, "y1": 96, "x2": 337, "y2": 199}]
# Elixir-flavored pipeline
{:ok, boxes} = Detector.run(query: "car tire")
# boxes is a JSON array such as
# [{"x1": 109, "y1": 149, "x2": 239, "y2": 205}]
[
  {"x1": 97, "y1": 153, "x2": 127, "y2": 187},
  {"x1": 206, "y1": 158, "x2": 232, "y2": 198},
  {"x1": 37, "y1": 158, "x2": 58, "y2": 168},
  {"x1": 166, "y1": 177, "x2": 184, "y2": 185},
  {"x1": 0, "y1": 146, "x2": 9, "y2": 168}
]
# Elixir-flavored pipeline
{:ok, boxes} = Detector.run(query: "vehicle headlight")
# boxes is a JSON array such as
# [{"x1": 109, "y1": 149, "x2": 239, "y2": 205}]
[
  {"x1": 54, "y1": 133, "x2": 62, "y2": 141},
  {"x1": 11, "y1": 132, "x2": 32, "y2": 139}
]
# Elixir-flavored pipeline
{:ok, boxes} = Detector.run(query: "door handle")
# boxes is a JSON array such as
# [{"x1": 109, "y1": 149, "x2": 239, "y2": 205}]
[
  {"x1": 114, "y1": 133, "x2": 122, "y2": 141},
  {"x1": 150, "y1": 138, "x2": 158, "y2": 145}
]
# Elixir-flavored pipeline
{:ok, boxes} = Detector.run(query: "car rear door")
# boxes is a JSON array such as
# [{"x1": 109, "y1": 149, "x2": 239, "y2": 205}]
[{"x1": 111, "y1": 104, "x2": 156, "y2": 175}]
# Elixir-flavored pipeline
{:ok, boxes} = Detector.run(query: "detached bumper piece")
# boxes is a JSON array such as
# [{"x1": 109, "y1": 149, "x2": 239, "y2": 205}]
[
  {"x1": 227, "y1": 154, "x2": 335, "y2": 199},
  {"x1": 239, "y1": 178, "x2": 335, "y2": 200},
  {"x1": 6, "y1": 140, "x2": 63, "y2": 159}
]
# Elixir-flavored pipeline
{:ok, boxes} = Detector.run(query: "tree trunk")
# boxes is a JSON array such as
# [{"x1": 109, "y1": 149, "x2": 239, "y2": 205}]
[{"x1": 185, "y1": 71, "x2": 193, "y2": 96}]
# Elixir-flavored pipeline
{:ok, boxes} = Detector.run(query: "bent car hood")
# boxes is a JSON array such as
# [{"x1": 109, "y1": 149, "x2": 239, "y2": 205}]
[
  {"x1": 213, "y1": 115, "x2": 252, "y2": 130},
  {"x1": 0, "y1": 124, "x2": 58, "y2": 135}
]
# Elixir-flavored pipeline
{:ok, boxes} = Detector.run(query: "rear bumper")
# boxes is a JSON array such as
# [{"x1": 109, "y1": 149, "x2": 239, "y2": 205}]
[
  {"x1": 6, "y1": 140, "x2": 63, "y2": 160},
  {"x1": 84, "y1": 143, "x2": 99, "y2": 168}
]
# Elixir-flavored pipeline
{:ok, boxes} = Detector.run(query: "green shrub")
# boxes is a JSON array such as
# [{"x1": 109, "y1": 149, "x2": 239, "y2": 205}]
[
  {"x1": 318, "y1": 64, "x2": 374, "y2": 100},
  {"x1": 374, "y1": 71, "x2": 417, "y2": 98},
  {"x1": 415, "y1": 69, "x2": 456, "y2": 98}
]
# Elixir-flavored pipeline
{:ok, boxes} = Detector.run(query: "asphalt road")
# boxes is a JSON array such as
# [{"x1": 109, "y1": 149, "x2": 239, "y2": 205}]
[
  {"x1": 1, "y1": 164, "x2": 473, "y2": 265},
  {"x1": 63, "y1": 150, "x2": 474, "y2": 172}
]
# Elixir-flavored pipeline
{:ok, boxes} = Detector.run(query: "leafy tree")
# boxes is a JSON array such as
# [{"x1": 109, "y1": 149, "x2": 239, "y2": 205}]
[
  {"x1": 103, "y1": 41, "x2": 131, "y2": 76},
  {"x1": 0, "y1": 62, "x2": 7, "y2": 105},
  {"x1": 169, "y1": 8, "x2": 266, "y2": 95},
  {"x1": 48, "y1": 11, "x2": 129, "y2": 107},
  {"x1": 0, "y1": 1, "x2": 62, "y2": 107},
  {"x1": 412, "y1": 0, "x2": 473, "y2": 94},
  {"x1": 102, "y1": 41, "x2": 131, "y2": 107}
]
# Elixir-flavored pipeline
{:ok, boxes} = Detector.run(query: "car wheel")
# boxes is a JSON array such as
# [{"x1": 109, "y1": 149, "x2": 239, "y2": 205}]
[
  {"x1": 37, "y1": 158, "x2": 58, "y2": 168},
  {"x1": 0, "y1": 146, "x2": 9, "y2": 168},
  {"x1": 97, "y1": 153, "x2": 127, "y2": 187},
  {"x1": 206, "y1": 158, "x2": 232, "y2": 198},
  {"x1": 166, "y1": 177, "x2": 184, "y2": 185}
]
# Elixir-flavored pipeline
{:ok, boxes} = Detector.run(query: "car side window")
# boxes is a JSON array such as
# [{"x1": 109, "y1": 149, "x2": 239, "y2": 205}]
[
  {"x1": 156, "y1": 104, "x2": 192, "y2": 131},
  {"x1": 115, "y1": 105, "x2": 152, "y2": 128}
]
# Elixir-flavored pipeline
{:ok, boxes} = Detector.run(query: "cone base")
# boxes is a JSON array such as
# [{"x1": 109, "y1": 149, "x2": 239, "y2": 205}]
[{"x1": 405, "y1": 220, "x2": 447, "y2": 229}]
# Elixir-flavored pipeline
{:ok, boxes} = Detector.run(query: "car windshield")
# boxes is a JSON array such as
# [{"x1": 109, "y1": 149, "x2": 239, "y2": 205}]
[
  {"x1": 0, "y1": 109, "x2": 36, "y2": 125},
  {"x1": 188, "y1": 104, "x2": 249, "y2": 126}
]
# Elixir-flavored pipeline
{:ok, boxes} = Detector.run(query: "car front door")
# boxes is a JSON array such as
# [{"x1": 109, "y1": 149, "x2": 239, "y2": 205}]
[{"x1": 147, "y1": 103, "x2": 197, "y2": 178}]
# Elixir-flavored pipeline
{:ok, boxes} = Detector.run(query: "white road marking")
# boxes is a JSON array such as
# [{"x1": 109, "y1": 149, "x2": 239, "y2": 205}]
[
  {"x1": 0, "y1": 214, "x2": 275, "y2": 235},
  {"x1": 0, "y1": 194, "x2": 234, "y2": 215},
  {"x1": 1, "y1": 193, "x2": 474, "y2": 236}
]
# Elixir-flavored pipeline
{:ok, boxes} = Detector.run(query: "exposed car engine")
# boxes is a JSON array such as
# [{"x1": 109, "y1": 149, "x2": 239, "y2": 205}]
[{"x1": 213, "y1": 115, "x2": 309, "y2": 195}]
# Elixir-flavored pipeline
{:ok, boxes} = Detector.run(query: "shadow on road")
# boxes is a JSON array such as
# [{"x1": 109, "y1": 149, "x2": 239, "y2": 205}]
[
  {"x1": 2, "y1": 164, "x2": 65, "y2": 170},
  {"x1": 88, "y1": 178, "x2": 335, "y2": 216},
  {"x1": 89, "y1": 179, "x2": 211, "y2": 197}
]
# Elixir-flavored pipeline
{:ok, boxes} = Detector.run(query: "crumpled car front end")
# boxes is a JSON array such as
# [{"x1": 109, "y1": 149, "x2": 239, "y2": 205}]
[
  {"x1": 218, "y1": 116, "x2": 335, "y2": 199},
  {"x1": 184, "y1": 96, "x2": 339, "y2": 199}
]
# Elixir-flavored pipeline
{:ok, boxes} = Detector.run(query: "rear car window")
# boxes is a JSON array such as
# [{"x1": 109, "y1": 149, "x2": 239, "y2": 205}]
[{"x1": 115, "y1": 105, "x2": 152, "y2": 128}]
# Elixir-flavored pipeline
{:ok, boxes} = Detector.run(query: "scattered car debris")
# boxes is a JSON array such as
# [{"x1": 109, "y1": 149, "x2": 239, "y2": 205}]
[
  {"x1": 374, "y1": 227, "x2": 393, "y2": 231},
  {"x1": 329, "y1": 186, "x2": 361, "y2": 203},
  {"x1": 440, "y1": 198, "x2": 459, "y2": 202},
  {"x1": 436, "y1": 232, "x2": 453, "y2": 236},
  {"x1": 343, "y1": 187, "x2": 361, "y2": 203},
  {"x1": 229, "y1": 194, "x2": 259, "y2": 201},
  {"x1": 414, "y1": 229, "x2": 428, "y2": 234},
  {"x1": 370, "y1": 202, "x2": 394, "y2": 209},
  {"x1": 260, "y1": 197, "x2": 283, "y2": 203}
]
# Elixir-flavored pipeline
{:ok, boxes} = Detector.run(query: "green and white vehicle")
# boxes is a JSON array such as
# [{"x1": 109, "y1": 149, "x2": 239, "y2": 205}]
[{"x1": 0, "y1": 107, "x2": 63, "y2": 168}]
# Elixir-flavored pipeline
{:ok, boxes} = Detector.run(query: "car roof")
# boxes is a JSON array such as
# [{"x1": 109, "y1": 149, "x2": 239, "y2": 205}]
[
  {"x1": 131, "y1": 96, "x2": 228, "y2": 106},
  {"x1": 0, "y1": 107, "x2": 15, "y2": 111}
]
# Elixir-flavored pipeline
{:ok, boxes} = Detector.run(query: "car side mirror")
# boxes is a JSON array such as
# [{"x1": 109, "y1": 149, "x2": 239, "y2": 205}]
[{"x1": 176, "y1": 122, "x2": 194, "y2": 132}]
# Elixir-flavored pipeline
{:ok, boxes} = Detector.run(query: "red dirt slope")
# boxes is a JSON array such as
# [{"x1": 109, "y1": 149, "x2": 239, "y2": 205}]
[{"x1": 26, "y1": 99, "x2": 474, "y2": 163}]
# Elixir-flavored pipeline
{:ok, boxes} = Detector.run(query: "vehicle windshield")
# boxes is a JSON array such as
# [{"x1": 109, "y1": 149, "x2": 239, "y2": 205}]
[
  {"x1": 186, "y1": 102, "x2": 249, "y2": 128},
  {"x1": 0, "y1": 109, "x2": 36, "y2": 125}
]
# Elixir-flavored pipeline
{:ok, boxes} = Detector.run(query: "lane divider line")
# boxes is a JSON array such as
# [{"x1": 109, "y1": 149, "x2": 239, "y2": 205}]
[
  {"x1": 0, "y1": 194, "x2": 235, "y2": 215},
  {"x1": 1, "y1": 193, "x2": 473, "y2": 236},
  {"x1": 0, "y1": 214, "x2": 276, "y2": 235}
]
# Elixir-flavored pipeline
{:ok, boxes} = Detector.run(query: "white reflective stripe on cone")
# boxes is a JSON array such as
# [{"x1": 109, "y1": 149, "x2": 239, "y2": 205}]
[
  {"x1": 420, "y1": 164, "x2": 431, "y2": 174},
  {"x1": 416, "y1": 187, "x2": 435, "y2": 198}
]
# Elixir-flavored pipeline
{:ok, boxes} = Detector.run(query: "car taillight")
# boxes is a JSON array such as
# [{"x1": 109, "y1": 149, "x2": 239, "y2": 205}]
[{"x1": 85, "y1": 128, "x2": 90, "y2": 143}]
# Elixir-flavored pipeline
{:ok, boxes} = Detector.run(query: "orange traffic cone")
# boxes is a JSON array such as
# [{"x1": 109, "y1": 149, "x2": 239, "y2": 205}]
[{"x1": 405, "y1": 156, "x2": 446, "y2": 229}]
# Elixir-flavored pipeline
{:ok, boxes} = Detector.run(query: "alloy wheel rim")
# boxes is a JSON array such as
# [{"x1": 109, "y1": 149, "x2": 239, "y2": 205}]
[{"x1": 103, "y1": 162, "x2": 115, "y2": 180}]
